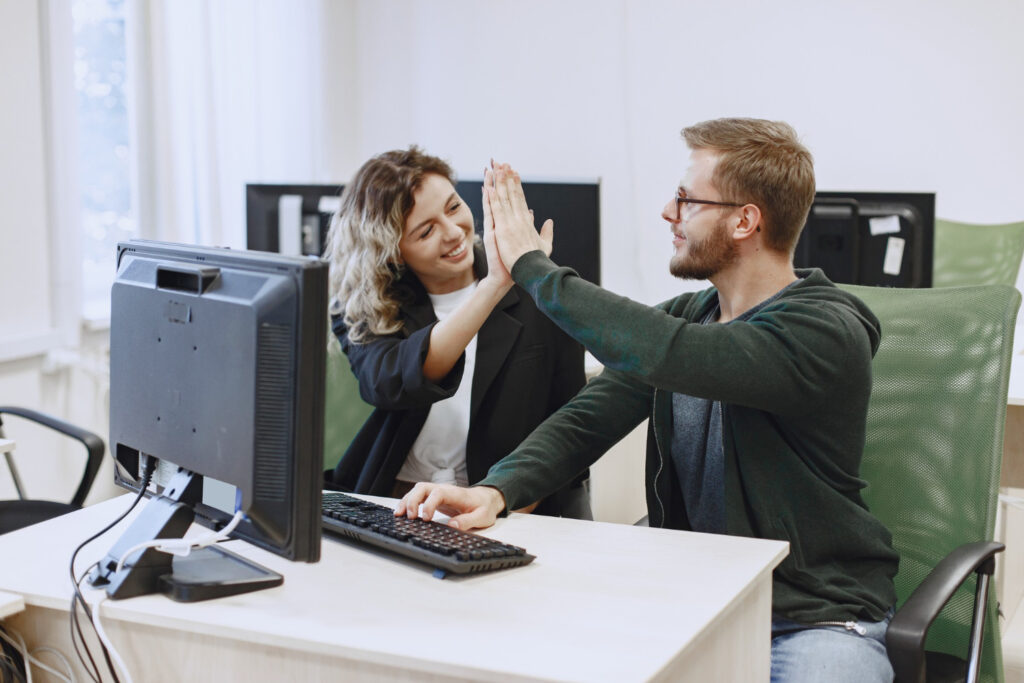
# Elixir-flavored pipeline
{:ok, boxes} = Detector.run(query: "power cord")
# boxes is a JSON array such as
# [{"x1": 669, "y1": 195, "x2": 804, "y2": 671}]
[
  {"x1": 113, "y1": 510, "x2": 246, "y2": 575},
  {"x1": 68, "y1": 458, "x2": 246, "y2": 683},
  {"x1": 0, "y1": 625, "x2": 74, "y2": 683},
  {"x1": 30, "y1": 647, "x2": 74, "y2": 683},
  {"x1": 68, "y1": 456, "x2": 155, "y2": 683},
  {"x1": 0, "y1": 624, "x2": 26, "y2": 683},
  {"x1": 87, "y1": 597, "x2": 130, "y2": 683},
  {"x1": 69, "y1": 564, "x2": 103, "y2": 683}
]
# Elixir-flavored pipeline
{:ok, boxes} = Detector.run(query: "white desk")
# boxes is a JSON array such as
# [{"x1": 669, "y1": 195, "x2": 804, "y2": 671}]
[
  {"x1": 0, "y1": 590, "x2": 23, "y2": 619},
  {"x1": 0, "y1": 495, "x2": 787, "y2": 682}
]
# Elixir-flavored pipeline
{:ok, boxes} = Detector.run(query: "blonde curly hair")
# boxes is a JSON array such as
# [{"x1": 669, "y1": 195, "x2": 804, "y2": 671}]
[{"x1": 324, "y1": 147, "x2": 457, "y2": 343}]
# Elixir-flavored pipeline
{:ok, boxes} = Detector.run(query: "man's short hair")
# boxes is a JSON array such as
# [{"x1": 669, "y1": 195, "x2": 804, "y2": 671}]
[{"x1": 682, "y1": 118, "x2": 815, "y2": 255}]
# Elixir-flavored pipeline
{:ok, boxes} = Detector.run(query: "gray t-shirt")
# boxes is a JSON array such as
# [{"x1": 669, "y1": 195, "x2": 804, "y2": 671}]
[{"x1": 670, "y1": 280, "x2": 800, "y2": 533}]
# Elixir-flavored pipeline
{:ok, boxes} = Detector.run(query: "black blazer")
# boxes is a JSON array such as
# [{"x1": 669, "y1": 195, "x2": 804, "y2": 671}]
[{"x1": 329, "y1": 245, "x2": 590, "y2": 516}]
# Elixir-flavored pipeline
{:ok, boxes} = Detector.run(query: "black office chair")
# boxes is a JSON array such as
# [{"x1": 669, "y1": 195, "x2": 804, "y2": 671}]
[{"x1": 0, "y1": 406, "x2": 105, "y2": 535}]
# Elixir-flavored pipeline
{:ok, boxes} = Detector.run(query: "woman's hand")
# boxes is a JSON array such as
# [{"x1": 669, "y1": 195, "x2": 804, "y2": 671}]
[
  {"x1": 420, "y1": 193, "x2": 513, "y2": 381},
  {"x1": 484, "y1": 163, "x2": 554, "y2": 272},
  {"x1": 480, "y1": 181, "x2": 513, "y2": 292}
]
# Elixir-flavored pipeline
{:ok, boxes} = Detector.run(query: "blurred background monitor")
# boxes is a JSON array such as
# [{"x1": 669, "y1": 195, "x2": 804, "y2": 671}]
[
  {"x1": 794, "y1": 191, "x2": 935, "y2": 287},
  {"x1": 456, "y1": 178, "x2": 601, "y2": 285},
  {"x1": 246, "y1": 184, "x2": 342, "y2": 258},
  {"x1": 246, "y1": 179, "x2": 601, "y2": 285}
]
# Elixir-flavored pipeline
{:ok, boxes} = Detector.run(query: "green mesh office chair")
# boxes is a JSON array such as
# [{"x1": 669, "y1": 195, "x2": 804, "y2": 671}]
[
  {"x1": 323, "y1": 342, "x2": 373, "y2": 471},
  {"x1": 842, "y1": 284, "x2": 1021, "y2": 683},
  {"x1": 933, "y1": 219, "x2": 1024, "y2": 288}
]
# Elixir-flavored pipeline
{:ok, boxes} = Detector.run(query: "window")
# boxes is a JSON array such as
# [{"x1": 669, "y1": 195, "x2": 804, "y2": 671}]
[{"x1": 72, "y1": 0, "x2": 136, "y2": 321}]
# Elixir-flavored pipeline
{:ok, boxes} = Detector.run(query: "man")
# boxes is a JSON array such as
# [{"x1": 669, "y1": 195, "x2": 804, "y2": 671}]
[{"x1": 397, "y1": 118, "x2": 899, "y2": 682}]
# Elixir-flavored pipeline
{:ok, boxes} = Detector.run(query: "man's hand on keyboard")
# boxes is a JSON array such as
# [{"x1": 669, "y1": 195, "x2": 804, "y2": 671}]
[{"x1": 395, "y1": 483, "x2": 506, "y2": 531}]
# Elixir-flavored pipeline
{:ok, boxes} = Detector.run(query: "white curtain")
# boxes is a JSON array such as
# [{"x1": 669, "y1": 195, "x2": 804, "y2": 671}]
[{"x1": 127, "y1": 0, "x2": 331, "y2": 248}]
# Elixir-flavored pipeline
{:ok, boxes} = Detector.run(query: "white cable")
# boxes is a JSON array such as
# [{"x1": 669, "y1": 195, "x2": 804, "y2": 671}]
[
  {"x1": 0, "y1": 626, "x2": 33, "y2": 683},
  {"x1": 0, "y1": 625, "x2": 76, "y2": 683},
  {"x1": 31, "y1": 646, "x2": 76, "y2": 683},
  {"x1": 114, "y1": 510, "x2": 246, "y2": 574},
  {"x1": 89, "y1": 596, "x2": 133, "y2": 683}
]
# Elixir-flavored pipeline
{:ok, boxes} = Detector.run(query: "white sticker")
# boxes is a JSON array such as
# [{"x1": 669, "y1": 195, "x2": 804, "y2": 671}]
[
  {"x1": 869, "y1": 215, "x2": 902, "y2": 236},
  {"x1": 278, "y1": 195, "x2": 303, "y2": 256},
  {"x1": 883, "y1": 236, "x2": 906, "y2": 276},
  {"x1": 318, "y1": 196, "x2": 342, "y2": 214}
]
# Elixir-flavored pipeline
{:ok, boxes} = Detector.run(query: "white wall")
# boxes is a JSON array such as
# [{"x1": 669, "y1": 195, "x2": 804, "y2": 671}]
[
  {"x1": 326, "y1": 0, "x2": 1024, "y2": 305},
  {"x1": 3, "y1": 0, "x2": 1024, "y2": 504}
]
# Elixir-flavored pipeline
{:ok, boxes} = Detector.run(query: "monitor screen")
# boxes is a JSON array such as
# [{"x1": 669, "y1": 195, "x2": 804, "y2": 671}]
[
  {"x1": 794, "y1": 191, "x2": 935, "y2": 287},
  {"x1": 458, "y1": 178, "x2": 601, "y2": 286},
  {"x1": 92, "y1": 240, "x2": 327, "y2": 600},
  {"x1": 246, "y1": 179, "x2": 602, "y2": 285}
]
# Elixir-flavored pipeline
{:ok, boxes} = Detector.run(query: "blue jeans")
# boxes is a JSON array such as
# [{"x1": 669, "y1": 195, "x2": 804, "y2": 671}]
[{"x1": 770, "y1": 610, "x2": 894, "y2": 683}]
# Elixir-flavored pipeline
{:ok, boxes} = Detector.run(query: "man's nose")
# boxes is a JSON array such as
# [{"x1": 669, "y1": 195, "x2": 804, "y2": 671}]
[{"x1": 662, "y1": 199, "x2": 680, "y2": 223}]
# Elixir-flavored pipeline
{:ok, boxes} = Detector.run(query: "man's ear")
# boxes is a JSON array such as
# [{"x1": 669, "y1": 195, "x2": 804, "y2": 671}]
[{"x1": 732, "y1": 204, "x2": 763, "y2": 242}]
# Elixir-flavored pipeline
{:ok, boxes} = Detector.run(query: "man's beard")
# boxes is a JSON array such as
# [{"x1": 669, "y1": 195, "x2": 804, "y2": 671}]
[{"x1": 669, "y1": 217, "x2": 738, "y2": 280}]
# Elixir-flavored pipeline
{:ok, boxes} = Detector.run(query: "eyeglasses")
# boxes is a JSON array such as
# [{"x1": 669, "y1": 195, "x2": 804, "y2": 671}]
[{"x1": 674, "y1": 194, "x2": 744, "y2": 221}]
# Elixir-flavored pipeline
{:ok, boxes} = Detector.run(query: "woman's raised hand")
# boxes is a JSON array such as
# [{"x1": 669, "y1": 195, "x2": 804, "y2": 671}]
[
  {"x1": 484, "y1": 162, "x2": 554, "y2": 272},
  {"x1": 480, "y1": 175, "x2": 513, "y2": 291}
]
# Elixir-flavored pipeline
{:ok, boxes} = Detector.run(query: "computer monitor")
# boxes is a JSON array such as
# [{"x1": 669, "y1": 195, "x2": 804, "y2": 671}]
[
  {"x1": 89, "y1": 240, "x2": 327, "y2": 601},
  {"x1": 246, "y1": 184, "x2": 343, "y2": 257},
  {"x1": 458, "y1": 178, "x2": 601, "y2": 285},
  {"x1": 246, "y1": 179, "x2": 602, "y2": 285},
  {"x1": 793, "y1": 191, "x2": 935, "y2": 287}
]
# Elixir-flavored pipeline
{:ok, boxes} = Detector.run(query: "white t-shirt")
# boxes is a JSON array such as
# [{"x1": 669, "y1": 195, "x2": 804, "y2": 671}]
[{"x1": 396, "y1": 281, "x2": 478, "y2": 486}]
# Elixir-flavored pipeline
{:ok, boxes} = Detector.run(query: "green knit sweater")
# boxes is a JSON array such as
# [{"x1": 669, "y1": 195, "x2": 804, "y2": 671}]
[{"x1": 479, "y1": 251, "x2": 898, "y2": 623}]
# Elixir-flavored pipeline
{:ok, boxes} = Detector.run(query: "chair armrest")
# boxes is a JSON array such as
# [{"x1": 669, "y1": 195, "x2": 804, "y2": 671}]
[
  {"x1": 0, "y1": 406, "x2": 105, "y2": 508},
  {"x1": 886, "y1": 540, "x2": 1004, "y2": 683}
]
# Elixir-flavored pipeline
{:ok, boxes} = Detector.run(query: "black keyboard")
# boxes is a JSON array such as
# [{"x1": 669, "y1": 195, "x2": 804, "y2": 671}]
[{"x1": 321, "y1": 491, "x2": 535, "y2": 576}]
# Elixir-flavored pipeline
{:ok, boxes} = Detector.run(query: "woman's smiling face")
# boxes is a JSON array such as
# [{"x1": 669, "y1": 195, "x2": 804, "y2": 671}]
[{"x1": 398, "y1": 173, "x2": 476, "y2": 294}]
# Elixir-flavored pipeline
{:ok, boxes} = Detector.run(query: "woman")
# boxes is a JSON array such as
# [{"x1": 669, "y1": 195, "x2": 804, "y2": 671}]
[{"x1": 323, "y1": 147, "x2": 591, "y2": 518}]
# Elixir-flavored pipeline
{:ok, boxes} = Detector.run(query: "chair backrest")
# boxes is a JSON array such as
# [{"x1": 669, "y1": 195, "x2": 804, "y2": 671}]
[
  {"x1": 933, "y1": 219, "x2": 1024, "y2": 288},
  {"x1": 323, "y1": 343, "x2": 374, "y2": 470},
  {"x1": 0, "y1": 406, "x2": 105, "y2": 535},
  {"x1": 841, "y1": 284, "x2": 1020, "y2": 682}
]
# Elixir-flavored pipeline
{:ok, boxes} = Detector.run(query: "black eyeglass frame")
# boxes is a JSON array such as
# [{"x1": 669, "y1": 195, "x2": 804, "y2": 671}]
[{"x1": 674, "y1": 195, "x2": 745, "y2": 221}]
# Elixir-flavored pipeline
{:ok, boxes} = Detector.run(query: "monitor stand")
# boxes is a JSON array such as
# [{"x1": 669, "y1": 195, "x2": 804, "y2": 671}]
[{"x1": 88, "y1": 468, "x2": 282, "y2": 602}]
